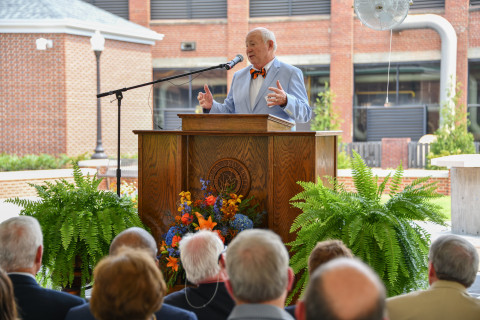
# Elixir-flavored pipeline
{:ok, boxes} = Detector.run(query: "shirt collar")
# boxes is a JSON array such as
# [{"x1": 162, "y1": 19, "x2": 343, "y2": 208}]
[{"x1": 8, "y1": 272, "x2": 37, "y2": 280}]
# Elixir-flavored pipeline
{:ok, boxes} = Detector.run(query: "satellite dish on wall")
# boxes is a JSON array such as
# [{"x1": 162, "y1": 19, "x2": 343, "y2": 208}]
[{"x1": 354, "y1": 0, "x2": 411, "y2": 31}]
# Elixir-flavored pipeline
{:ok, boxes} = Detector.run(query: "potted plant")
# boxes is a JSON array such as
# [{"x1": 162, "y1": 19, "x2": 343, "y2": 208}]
[
  {"x1": 287, "y1": 152, "x2": 446, "y2": 302},
  {"x1": 6, "y1": 163, "x2": 145, "y2": 296}
]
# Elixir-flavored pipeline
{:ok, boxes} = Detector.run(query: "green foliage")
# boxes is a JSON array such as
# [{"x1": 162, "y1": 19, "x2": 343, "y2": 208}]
[
  {"x1": 0, "y1": 153, "x2": 89, "y2": 171},
  {"x1": 5, "y1": 162, "x2": 145, "y2": 296},
  {"x1": 287, "y1": 152, "x2": 446, "y2": 302},
  {"x1": 427, "y1": 83, "x2": 475, "y2": 169},
  {"x1": 310, "y1": 82, "x2": 351, "y2": 169}
]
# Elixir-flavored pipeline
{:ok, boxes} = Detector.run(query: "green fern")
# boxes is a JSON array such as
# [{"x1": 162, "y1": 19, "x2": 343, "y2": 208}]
[
  {"x1": 5, "y1": 162, "x2": 145, "y2": 297},
  {"x1": 287, "y1": 151, "x2": 446, "y2": 303}
]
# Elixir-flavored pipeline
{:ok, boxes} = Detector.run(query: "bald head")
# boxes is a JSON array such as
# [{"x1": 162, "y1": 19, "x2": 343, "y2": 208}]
[
  {"x1": 301, "y1": 258, "x2": 385, "y2": 320},
  {"x1": 109, "y1": 227, "x2": 157, "y2": 259}
]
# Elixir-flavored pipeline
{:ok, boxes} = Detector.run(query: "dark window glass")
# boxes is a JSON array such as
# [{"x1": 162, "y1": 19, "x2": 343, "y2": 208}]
[
  {"x1": 151, "y1": 0, "x2": 227, "y2": 20},
  {"x1": 468, "y1": 60, "x2": 480, "y2": 141},
  {"x1": 82, "y1": 0, "x2": 129, "y2": 19},
  {"x1": 152, "y1": 68, "x2": 227, "y2": 129},
  {"x1": 249, "y1": 0, "x2": 330, "y2": 17},
  {"x1": 354, "y1": 62, "x2": 440, "y2": 141}
]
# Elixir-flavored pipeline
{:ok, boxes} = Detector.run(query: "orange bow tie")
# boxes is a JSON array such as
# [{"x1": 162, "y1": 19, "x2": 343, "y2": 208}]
[{"x1": 250, "y1": 68, "x2": 266, "y2": 79}]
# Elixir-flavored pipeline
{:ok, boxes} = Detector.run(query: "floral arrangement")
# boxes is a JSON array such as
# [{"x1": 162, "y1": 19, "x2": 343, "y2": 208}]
[
  {"x1": 160, "y1": 179, "x2": 264, "y2": 287},
  {"x1": 109, "y1": 180, "x2": 138, "y2": 208}
]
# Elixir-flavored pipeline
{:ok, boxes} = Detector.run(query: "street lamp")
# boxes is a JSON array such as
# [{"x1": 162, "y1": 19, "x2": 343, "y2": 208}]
[{"x1": 90, "y1": 30, "x2": 107, "y2": 159}]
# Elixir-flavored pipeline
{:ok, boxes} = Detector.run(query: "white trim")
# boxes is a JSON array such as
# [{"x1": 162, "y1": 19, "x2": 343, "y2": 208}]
[
  {"x1": 0, "y1": 19, "x2": 164, "y2": 45},
  {"x1": 468, "y1": 48, "x2": 480, "y2": 59}
]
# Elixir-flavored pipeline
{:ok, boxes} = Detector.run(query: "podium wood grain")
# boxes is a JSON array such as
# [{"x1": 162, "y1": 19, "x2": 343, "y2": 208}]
[{"x1": 135, "y1": 115, "x2": 339, "y2": 246}]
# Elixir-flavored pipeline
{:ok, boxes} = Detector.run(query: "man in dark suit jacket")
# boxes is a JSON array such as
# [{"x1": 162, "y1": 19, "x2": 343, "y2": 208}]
[
  {"x1": 65, "y1": 227, "x2": 197, "y2": 320},
  {"x1": 0, "y1": 216, "x2": 85, "y2": 320}
]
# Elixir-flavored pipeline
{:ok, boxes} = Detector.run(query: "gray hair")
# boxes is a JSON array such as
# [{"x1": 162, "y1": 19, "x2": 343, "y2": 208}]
[
  {"x1": 304, "y1": 258, "x2": 386, "y2": 320},
  {"x1": 226, "y1": 229, "x2": 289, "y2": 303},
  {"x1": 249, "y1": 27, "x2": 277, "y2": 52},
  {"x1": 0, "y1": 216, "x2": 43, "y2": 272},
  {"x1": 428, "y1": 235, "x2": 479, "y2": 287},
  {"x1": 179, "y1": 230, "x2": 224, "y2": 284},
  {"x1": 109, "y1": 227, "x2": 157, "y2": 259}
]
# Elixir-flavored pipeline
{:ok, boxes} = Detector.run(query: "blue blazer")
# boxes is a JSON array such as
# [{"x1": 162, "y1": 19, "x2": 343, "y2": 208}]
[
  {"x1": 65, "y1": 302, "x2": 198, "y2": 320},
  {"x1": 210, "y1": 58, "x2": 312, "y2": 123},
  {"x1": 9, "y1": 274, "x2": 86, "y2": 320}
]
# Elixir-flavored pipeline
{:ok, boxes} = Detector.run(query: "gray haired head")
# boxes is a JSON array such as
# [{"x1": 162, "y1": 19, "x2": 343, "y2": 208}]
[
  {"x1": 429, "y1": 234, "x2": 479, "y2": 287},
  {"x1": 249, "y1": 27, "x2": 277, "y2": 52},
  {"x1": 0, "y1": 216, "x2": 43, "y2": 272},
  {"x1": 226, "y1": 229, "x2": 289, "y2": 303},
  {"x1": 179, "y1": 229, "x2": 224, "y2": 284}
]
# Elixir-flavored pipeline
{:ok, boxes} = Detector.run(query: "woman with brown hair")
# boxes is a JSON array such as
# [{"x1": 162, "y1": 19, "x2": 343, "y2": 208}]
[
  {"x1": 90, "y1": 247, "x2": 166, "y2": 320},
  {"x1": 0, "y1": 267, "x2": 18, "y2": 320}
]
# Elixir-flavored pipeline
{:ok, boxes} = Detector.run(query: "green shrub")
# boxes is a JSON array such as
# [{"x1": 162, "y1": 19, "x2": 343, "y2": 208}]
[
  {"x1": 6, "y1": 163, "x2": 145, "y2": 296},
  {"x1": 427, "y1": 83, "x2": 475, "y2": 169},
  {"x1": 0, "y1": 153, "x2": 88, "y2": 171},
  {"x1": 287, "y1": 152, "x2": 446, "y2": 302}
]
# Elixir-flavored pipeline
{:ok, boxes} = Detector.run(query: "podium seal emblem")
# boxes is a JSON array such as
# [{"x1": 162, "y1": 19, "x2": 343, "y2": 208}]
[{"x1": 207, "y1": 158, "x2": 251, "y2": 196}]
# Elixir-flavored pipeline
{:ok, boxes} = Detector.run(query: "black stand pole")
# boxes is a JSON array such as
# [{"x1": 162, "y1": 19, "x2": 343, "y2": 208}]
[{"x1": 97, "y1": 63, "x2": 227, "y2": 197}]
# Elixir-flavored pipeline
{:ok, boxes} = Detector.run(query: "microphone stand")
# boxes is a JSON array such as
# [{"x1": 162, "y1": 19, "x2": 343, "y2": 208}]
[{"x1": 97, "y1": 63, "x2": 228, "y2": 197}]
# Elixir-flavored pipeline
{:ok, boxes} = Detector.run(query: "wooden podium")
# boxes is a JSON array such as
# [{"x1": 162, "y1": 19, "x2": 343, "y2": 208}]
[{"x1": 134, "y1": 114, "x2": 340, "y2": 245}]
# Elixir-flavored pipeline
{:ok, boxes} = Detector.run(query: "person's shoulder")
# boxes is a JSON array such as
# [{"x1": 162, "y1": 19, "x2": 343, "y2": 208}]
[
  {"x1": 157, "y1": 303, "x2": 198, "y2": 320},
  {"x1": 65, "y1": 303, "x2": 95, "y2": 320},
  {"x1": 41, "y1": 287, "x2": 86, "y2": 305}
]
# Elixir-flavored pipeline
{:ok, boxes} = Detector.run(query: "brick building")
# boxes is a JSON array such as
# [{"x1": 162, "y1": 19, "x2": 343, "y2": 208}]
[
  {"x1": 2, "y1": 0, "x2": 480, "y2": 157},
  {"x1": 84, "y1": 0, "x2": 480, "y2": 144},
  {"x1": 0, "y1": 0, "x2": 163, "y2": 157}
]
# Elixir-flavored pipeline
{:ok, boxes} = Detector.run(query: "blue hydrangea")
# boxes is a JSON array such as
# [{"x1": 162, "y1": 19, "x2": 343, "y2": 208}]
[
  {"x1": 230, "y1": 214, "x2": 253, "y2": 231},
  {"x1": 165, "y1": 226, "x2": 181, "y2": 246},
  {"x1": 167, "y1": 247, "x2": 180, "y2": 257}
]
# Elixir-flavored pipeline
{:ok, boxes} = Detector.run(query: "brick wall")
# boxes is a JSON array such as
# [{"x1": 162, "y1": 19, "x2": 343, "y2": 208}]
[
  {"x1": 1, "y1": 33, "x2": 67, "y2": 156},
  {"x1": 337, "y1": 172, "x2": 451, "y2": 195},
  {"x1": 0, "y1": 33, "x2": 153, "y2": 157},
  {"x1": 141, "y1": 0, "x2": 479, "y2": 142}
]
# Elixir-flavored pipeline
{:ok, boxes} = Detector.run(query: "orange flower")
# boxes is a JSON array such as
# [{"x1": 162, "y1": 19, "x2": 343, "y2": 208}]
[
  {"x1": 160, "y1": 240, "x2": 167, "y2": 252},
  {"x1": 175, "y1": 215, "x2": 182, "y2": 222},
  {"x1": 171, "y1": 235, "x2": 181, "y2": 248},
  {"x1": 221, "y1": 202, "x2": 239, "y2": 220},
  {"x1": 181, "y1": 213, "x2": 193, "y2": 225},
  {"x1": 194, "y1": 212, "x2": 217, "y2": 230},
  {"x1": 205, "y1": 195, "x2": 217, "y2": 206},
  {"x1": 166, "y1": 256, "x2": 179, "y2": 272},
  {"x1": 214, "y1": 230, "x2": 225, "y2": 243}
]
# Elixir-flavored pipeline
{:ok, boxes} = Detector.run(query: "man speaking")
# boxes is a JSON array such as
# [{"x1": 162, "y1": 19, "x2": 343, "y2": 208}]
[{"x1": 198, "y1": 27, "x2": 312, "y2": 124}]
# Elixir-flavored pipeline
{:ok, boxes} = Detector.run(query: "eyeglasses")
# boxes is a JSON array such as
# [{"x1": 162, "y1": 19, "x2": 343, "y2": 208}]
[{"x1": 218, "y1": 246, "x2": 227, "y2": 264}]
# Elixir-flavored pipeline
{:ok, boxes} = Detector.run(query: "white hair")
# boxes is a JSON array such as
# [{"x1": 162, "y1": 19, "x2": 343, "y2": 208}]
[
  {"x1": 249, "y1": 27, "x2": 277, "y2": 51},
  {"x1": 179, "y1": 230, "x2": 224, "y2": 284},
  {"x1": 226, "y1": 229, "x2": 289, "y2": 302},
  {"x1": 0, "y1": 216, "x2": 43, "y2": 272}
]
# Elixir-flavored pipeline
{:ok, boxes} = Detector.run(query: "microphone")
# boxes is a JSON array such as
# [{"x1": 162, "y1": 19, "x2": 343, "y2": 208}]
[{"x1": 223, "y1": 54, "x2": 244, "y2": 70}]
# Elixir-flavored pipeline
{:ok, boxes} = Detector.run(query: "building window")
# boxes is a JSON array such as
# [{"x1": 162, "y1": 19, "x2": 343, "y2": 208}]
[
  {"x1": 152, "y1": 69, "x2": 227, "y2": 129},
  {"x1": 354, "y1": 62, "x2": 440, "y2": 141},
  {"x1": 468, "y1": 60, "x2": 480, "y2": 141},
  {"x1": 82, "y1": 0, "x2": 129, "y2": 19},
  {"x1": 472, "y1": 0, "x2": 480, "y2": 8},
  {"x1": 151, "y1": 0, "x2": 227, "y2": 20},
  {"x1": 249, "y1": 0, "x2": 330, "y2": 17},
  {"x1": 298, "y1": 66, "x2": 330, "y2": 106},
  {"x1": 409, "y1": 0, "x2": 445, "y2": 10}
]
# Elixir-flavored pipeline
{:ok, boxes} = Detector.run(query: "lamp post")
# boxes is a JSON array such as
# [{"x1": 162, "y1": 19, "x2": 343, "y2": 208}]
[{"x1": 90, "y1": 30, "x2": 107, "y2": 159}]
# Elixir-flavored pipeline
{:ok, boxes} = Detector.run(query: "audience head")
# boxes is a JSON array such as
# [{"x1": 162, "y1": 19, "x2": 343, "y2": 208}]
[
  {"x1": 90, "y1": 248, "x2": 166, "y2": 320},
  {"x1": 179, "y1": 229, "x2": 224, "y2": 285},
  {"x1": 428, "y1": 234, "x2": 479, "y2": 288},
  {"x1": 308, "y1": 239, "x2": 353, "y2": 274},
  {"x1": 0, "y1": 267, "x2": 17, "y2": 320},
  {"x1": 225, "y1": 229, "x2": 292, "y2": 304},
  {"x1": 298, "y1": 258, "x2": 386, "y2": 320},
  {"x1": 109, "y1": 227, "x2": 157, "y2": 259},
  {"x1": 0, "y1": 216, "x2": 43, "y2": 273}
]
